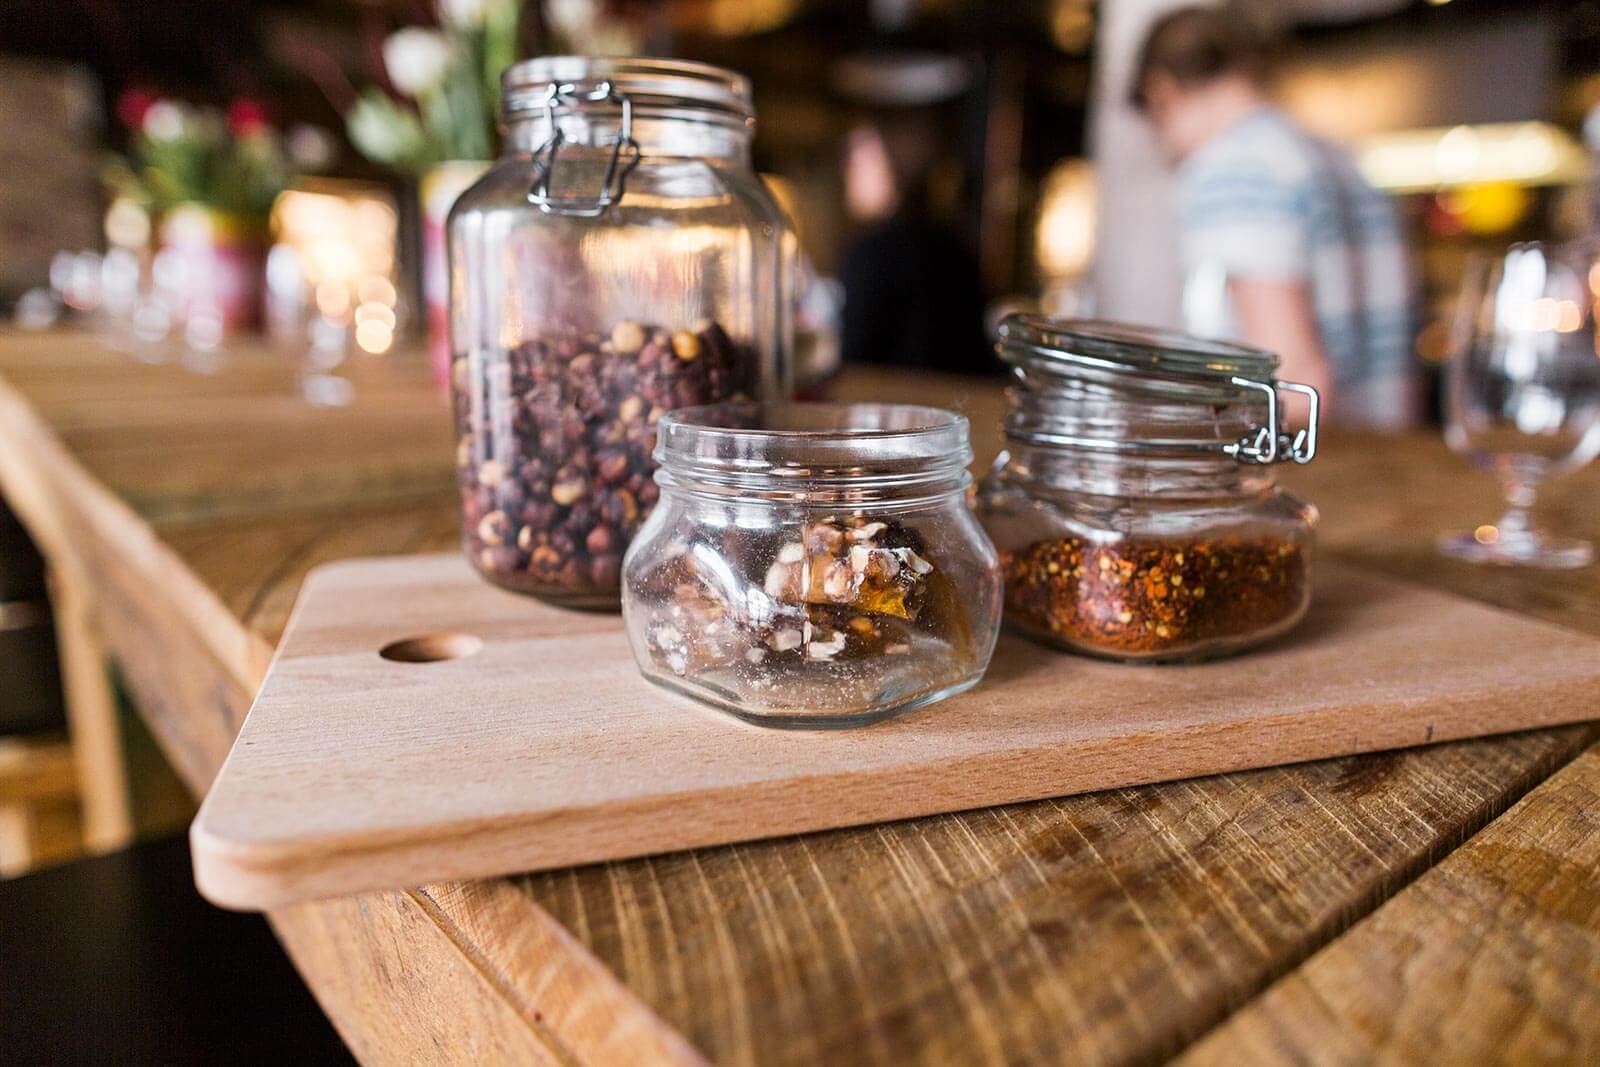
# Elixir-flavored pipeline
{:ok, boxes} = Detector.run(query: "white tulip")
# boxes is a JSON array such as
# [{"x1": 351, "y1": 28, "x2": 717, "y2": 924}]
[
  {"x1": 547, "y1": 0, "x2": 598, "y2": 36},
  {"x1": 438, "y1": 0, "x2": 488, "y2": 27},
  {"x1": 347, "y1": 96, "x2": 405, "y2": 163},
  {"x1": 142, "y1": 101, "x2": 186, "y2": 141},
  {"x1": 383, "y1": 28, "x2": 455, "y2": 98}
]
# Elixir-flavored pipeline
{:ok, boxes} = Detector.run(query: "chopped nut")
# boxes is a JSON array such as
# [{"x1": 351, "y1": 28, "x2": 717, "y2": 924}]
[
  {"x1": 819, "y1": 558, "x2": 854, "y2": 602},
  {"x1": 632, "y1": 514, "x2": 963, "y2": 686},
  {"x1": 771, "y1": 627, "x2": 803, "y2": 652},
  {"x1": 805, "y1": 629, "x2": 847, "y2": 660},
  {"x1": 477, "y1": 459, "x2": 503, "y2": 487},
  {"x1": 805, "y1": 522, "x2": 845, "y2": 555},
  {"x1": 764, "y1": 560, "x2": 803, "y2": 599}
]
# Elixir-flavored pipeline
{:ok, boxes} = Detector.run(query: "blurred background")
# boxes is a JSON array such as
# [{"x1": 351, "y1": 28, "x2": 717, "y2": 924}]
[{"x1": 1, "y1": 0, "x2": 1597, "y2": 415}]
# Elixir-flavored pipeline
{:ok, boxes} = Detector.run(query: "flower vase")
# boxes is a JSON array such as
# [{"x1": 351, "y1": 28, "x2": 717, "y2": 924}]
[
  {"x1": 157, "y1": 204, "x2": 267, "y2": 333},
  {"x1": 420, "y1": 161, "x2": 489, "y2": 388}
]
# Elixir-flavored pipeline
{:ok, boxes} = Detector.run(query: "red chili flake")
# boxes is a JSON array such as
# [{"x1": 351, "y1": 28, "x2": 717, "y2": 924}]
[{"x1": 1000, "y1": 534, "x2": 1310, "y2": 659}]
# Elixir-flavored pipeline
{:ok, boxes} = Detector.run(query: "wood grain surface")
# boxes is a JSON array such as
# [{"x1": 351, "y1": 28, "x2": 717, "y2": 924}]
[
  {"x1": 193, "y1": 553, "x2": 1600, "y2": 910},
  {"x1": 3, "y1": 329, "x2": 1599, "y2": 1065},
  {"x1": 1181, "y1": 736, "x2": 1600, "y2": 1066}
]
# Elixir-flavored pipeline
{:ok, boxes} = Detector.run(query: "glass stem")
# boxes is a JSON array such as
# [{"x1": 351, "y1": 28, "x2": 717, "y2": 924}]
[{"x1": 1495, "y1": 476, "x2": 1540, "y2": 539}]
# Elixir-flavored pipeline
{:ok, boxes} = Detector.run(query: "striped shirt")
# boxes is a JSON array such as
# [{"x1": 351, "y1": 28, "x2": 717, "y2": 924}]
[{"x1": 1177, "y1": 108, "x2": 1414, "y2": 427}]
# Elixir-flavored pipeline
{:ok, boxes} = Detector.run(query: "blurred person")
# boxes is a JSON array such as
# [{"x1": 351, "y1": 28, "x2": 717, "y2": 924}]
[
  {"x1": 1131, "y1": 4, "x2": 1415, "y2": 426},
  {"x1": 838, "y1": 114, "x2": 990, "y2": 375}
]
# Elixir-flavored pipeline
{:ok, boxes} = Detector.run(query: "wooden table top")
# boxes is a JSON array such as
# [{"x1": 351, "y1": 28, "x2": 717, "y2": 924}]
[{"x1": 2, "y1": 327, "x2": 1597, "y2": 1065}]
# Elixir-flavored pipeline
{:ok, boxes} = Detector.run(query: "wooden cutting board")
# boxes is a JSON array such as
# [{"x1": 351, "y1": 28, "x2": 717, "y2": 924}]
[{"x1": 191, "y1": 552, "x2": 1600, "y2": 910}]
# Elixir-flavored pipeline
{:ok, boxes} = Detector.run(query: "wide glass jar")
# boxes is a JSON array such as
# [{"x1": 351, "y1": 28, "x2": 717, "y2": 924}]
[
  {"x1": 622, "y1": 403, "x2": 1003, "y2": 728},
  {"x1": 450, "y1": 57, "x2": 795, "y2": 608},
  {"x1": 976, "y1": 316, "x2": 1320, "y2": 662}
]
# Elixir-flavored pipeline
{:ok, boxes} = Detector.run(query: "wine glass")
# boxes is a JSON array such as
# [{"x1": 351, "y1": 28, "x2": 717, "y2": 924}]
[{"x1": 1439, "y1": 241, "x2": 1600, "y2": 567}]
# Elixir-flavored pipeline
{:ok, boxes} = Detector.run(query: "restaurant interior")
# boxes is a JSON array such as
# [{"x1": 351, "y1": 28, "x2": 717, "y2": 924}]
[{"x1": 3, "y1": 0, "x2": 1600, "y2": 1063}]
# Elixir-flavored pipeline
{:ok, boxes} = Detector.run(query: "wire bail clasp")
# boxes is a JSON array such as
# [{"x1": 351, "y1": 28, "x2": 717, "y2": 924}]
[
  {"x1": 527, "y1": 80, "x2": 641, "y2": 218},
  {"x1": 1224, "y1": 377, "x2": 1320, "y2": 465}
]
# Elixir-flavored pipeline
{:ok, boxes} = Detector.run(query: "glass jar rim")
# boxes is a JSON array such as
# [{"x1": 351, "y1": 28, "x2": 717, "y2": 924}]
[
  {"x1": 502, "y1": 56, "x2": 754, "y2": 125},
  {"x1": 998, "y1": 314, "x2": 1279, "y2": 382},
  {"x1": 655, "y1": 402, "x2": 972, "y2": 499}
]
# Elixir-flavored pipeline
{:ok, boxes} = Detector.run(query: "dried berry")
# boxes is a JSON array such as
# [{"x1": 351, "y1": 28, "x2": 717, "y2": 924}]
[{"x1": 454, "y1": 317, "x2": 757, "y2": 602}]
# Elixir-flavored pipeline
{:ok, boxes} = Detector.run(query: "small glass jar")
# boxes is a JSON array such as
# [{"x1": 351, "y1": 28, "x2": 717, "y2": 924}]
[
  {"x1": 449, "y1": 57, "x2": 795, "y2": 608},
  {"x1": 622, "y1": 403, "x2": 1003, "y2": 728},
  {"x1": 976, "y1": 316, "x2": 1320, "y2": 662}
]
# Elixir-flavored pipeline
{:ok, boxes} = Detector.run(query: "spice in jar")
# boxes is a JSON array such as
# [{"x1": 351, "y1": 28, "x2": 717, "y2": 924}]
[
  {"x1": 1000, "y1": 533, "x2": 1309, "y2": 658},
  {"x1": 631, "y1": 515, "x2": 976, "y2": 685},
  {"x1": 455, "y1": 318, "x2": 754, "y2": 598}
]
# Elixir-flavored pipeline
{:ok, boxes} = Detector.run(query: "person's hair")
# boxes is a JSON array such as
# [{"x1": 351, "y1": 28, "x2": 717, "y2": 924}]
[{"x1": 1129, "y1": 4, "x2": 1273, "y2": 111}]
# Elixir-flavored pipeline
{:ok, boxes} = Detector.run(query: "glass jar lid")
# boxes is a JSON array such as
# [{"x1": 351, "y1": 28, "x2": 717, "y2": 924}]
[
  {"x1": 502, "y1": 56, "x2": 754, "y2": 125},
  {"x1": 996, "y1": 314, "x2": 1319, "y2": 466},
  {"x1": 998, "y1": 314, "x2": 1279, "y2": 382},
  {"x1": 504, "y1": 56, "x2": 755, "y2": 219}
]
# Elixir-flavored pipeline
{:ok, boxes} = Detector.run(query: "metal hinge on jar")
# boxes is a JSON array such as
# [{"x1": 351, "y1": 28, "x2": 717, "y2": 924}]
[
  {"x1": 1224, "y1": 377, "x2": 1320, "y2": 465},
  {"x1": 527, "y1": 80, "x2": 641, "y2": 218}
]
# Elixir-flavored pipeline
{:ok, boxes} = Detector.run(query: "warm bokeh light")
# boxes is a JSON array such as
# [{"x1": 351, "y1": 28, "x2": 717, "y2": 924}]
[
  {"x1": 315, "y1": 280, "x2": 351, "y2": 321},
  {"x1": 1035, "y1": 159, "x2": 1097, "y2": 282},
  {"x1": 1355, "y1": 122, "x2": 1587, "y2": 193},
  {"x1": 355, "y1": 301, "x2": 396, "y2": 329},
  {"x1": 357, "y1": 276, "x2": 398, "y2": 307},
  {"x1": 355, "y1": 319, "x2": 394, "y2": 354},
  {"x1": 104, "y1": 197, "x2": 152, "y2": 250},
  {"x1": 1517, "y1": 297, "x2": 1586, "y2": 334},
  {"x1": 271, "y1": 180, "x2": 400, "y2": 353},
  {"x1": 1050, "y1": 0, "x2": 1095, "y2": 53},
  {"x1": 702, "y1": 0, "x2": 798, "y2": 36},
  {"x1": 1474, "y1": 525, "x2": 1499, "y2": 545}
]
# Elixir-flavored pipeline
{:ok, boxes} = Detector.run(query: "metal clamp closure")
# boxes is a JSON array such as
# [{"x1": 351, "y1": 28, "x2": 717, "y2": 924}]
[
  {"x1": 1223, "y1": 377, "x2": 1319, "y2": 465},
  {"x1": 527, "y1": 80, "x2": 641, "y2": 218}
]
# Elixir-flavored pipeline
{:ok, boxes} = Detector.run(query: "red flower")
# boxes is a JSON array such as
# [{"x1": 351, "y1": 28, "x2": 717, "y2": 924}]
[
  {"x1": 227, "y1": 97, "x2": 270, "y2": 136},
  {"x1": 116, "y1": 87, "x2": 159, "y2": 130}
]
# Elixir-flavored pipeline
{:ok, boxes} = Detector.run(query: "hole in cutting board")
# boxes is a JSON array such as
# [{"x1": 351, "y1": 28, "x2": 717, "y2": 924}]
[{"x1": 379, "y1": 632, "x2": 484, "y2": 663}]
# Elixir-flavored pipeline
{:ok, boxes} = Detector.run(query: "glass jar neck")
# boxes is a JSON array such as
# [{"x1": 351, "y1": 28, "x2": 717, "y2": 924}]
[
  {"x1": 656, "y1": 403, "x2": 973, "y2": 508},
  {"x1": 505, "y1": 112, "x2": 753, "y2": 166},
  {"x1": 1000, "y1": 362, "x2": 1275, "y2": 501},
  {"x1": 1000, "y1": 442, "x2": 1271, "y2": 501}
]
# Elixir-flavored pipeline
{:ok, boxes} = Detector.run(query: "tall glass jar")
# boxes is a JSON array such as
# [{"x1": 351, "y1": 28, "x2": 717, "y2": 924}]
[
  {"x1": 622, "y1": 403, "x2": 1003, "y2": 728},
  {"x1": 450, "y1": 57, "x2": 795, "y2": 608},
  {"x1": 976, "y1": 316, "x2": 1320, "y2": 662}
]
